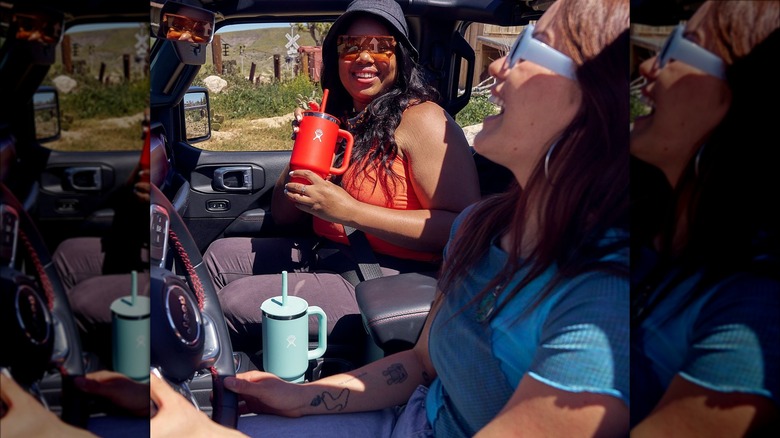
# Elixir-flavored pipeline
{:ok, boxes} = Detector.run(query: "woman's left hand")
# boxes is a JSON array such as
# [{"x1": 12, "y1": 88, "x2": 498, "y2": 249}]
[
  {"x1": 284, "y1": 169, "x2": 359, "y2": 226},
  {"x1": 1, "y1": 372, "x2": 96, "y2": 438},
  {"x1": 150, "y1": 374, "x2": 246, "y2": 438}
]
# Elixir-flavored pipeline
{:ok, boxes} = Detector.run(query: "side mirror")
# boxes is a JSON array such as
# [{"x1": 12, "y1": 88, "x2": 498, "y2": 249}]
[
  {"x1": 184, "y1": 88, "x2": 210, "y2": 143},
  {"x1": 33, "y1": 86, "x2": 60, "y2": 143}
]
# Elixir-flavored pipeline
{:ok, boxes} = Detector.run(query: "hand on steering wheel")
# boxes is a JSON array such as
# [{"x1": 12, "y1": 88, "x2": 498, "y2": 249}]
[
  {"x1": 150, "y1": 373, "x2": 247, "y2": 438},
  {"x1": 1, "y1": 183, "x2": 88, "y2": 428},
  {"x1": 1, "y1": 371, "x2": 95, "y2": 438},
  {"x1": 149, "y1": 183, "x2": 238, "y2": 428}
]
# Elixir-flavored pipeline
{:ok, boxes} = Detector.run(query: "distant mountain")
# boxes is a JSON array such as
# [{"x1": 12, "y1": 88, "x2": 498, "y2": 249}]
[
  {"x1": 206, "y1": 27, "x2": 319, "y2": 72},
  {"x1": 49, "y1": 25, "x2": 319, "y2": 77}
]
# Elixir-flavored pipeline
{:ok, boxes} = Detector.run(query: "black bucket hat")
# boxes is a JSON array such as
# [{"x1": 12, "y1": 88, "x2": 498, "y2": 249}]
[{"x1": 322, "y1": 0, "x2": 418, "y2": 60}]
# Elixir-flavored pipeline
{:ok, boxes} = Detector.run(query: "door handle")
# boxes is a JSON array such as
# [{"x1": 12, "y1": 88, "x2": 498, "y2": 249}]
[
  {"x1": 65, "y1": 166, "x2": 102, "y2": 191},
  {"x1": 213, "y1": 166, "x2": 252, "y2": 192}
]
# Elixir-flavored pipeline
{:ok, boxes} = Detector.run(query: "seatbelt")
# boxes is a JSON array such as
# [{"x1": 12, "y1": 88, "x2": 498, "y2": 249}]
[{"x1": 343, "y1": 225, "x2": 383, "y2": 282}]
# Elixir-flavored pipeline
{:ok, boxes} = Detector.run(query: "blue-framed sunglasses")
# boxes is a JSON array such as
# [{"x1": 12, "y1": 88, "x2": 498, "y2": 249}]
[
  {"x1": 505, "y1": 23, "x2": 577, "y2": 81},
  {"x1": 655, "y1": 24, "x2": 726, "y2": 79}
]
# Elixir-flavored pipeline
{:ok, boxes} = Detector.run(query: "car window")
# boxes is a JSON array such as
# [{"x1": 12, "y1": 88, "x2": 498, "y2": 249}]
[
  {"x1": 187, "y1": 22, "x2": 322, "y2": 152},
  {"x1": 185, "y1": 20, "x2": 523, "y2": 152},
  {"x1": 455, "y1": 22, "x2": 522, "y2": 146},
  {"x1": 37, "y1": 22, "x2": 149, "y2": 151}
]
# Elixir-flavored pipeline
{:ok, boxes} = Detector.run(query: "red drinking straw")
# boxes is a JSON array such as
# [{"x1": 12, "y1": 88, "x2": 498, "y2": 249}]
[{"x1": 320, "y1": 89, "x2": 329, "y2": 114}]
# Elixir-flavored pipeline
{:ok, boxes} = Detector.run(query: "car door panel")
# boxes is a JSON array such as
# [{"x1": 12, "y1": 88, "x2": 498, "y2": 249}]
[
  {"x1": 35, "y1": 150, "x2": 140, "y2": 247},
  {"x1": 169, "y1": 145, "x2": 292, "y2": 252}
]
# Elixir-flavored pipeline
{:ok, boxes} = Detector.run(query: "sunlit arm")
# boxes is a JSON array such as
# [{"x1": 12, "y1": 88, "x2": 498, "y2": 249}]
[
  {"x1": 632, "y1": 375, "x2": 779, "y2": 437},
  {"x1": 475, "y1": 375, "x2": 629, "y2": 438},
  {"x1": 227, "y1": 296, "x2": 440, "y2": 417}
]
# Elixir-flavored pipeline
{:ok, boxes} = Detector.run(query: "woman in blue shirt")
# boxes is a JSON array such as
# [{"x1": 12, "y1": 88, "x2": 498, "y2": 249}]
[
  {"x1": 630, "y1": 1, "x2": 780, "y2": 435},
  {"x1": 150, "y1": 0, "x2": 631, "y2": 436}
]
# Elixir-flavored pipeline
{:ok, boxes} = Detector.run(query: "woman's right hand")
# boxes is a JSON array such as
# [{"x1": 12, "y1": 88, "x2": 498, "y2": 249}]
[
  {"x1": 291, "y1": 99, "x2": 322, "y2": 140},
  {"x1": 225, "y1": 371, "x2": 304, "y2": 417},
  {"x1": 1, "y1": 371, "x2": 95, "y2": 438},
  {"x1": 290, "y1": 107, "x2": 305, "y2": 140}
]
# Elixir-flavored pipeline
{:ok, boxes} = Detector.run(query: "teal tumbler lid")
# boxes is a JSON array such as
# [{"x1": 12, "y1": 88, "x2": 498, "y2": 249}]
[
  {"x1": 111, "y1": 295, "x2": 150, "y2": 318},
  {"x1": 261, "y1": 295, "x2": 307, "y2": 319}
]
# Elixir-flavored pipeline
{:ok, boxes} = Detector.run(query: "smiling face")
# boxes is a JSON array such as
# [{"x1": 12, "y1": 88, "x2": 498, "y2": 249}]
[
  {"x1": 337, "y1": 17, "x2": 398, "y2": 112},
  {"x1": 630, "y1": 3, "x2": 732, "y2": 187},
  {"x1": 473, "y1": 1, "x2": 582, "y2": 187}
]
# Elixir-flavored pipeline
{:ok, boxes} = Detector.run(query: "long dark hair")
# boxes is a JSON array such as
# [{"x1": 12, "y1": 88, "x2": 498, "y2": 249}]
[
  {"x1": 644, "y1": 3, "x2": 780, "y2": 306},
  {"x1": 438, "y1": 0, "x2": 631, "y2": 321},
  {"x1": 320, "y1": 13, "x2": 439, "y2": 197}
]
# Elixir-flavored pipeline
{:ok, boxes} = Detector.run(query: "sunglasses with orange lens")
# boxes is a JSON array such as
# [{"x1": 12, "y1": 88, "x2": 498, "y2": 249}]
[{"x1": 337, "y1": 35, "x2": 396, "y2": 62}]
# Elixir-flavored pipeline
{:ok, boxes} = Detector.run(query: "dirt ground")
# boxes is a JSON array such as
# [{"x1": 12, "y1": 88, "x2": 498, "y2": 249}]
[
  {"x1": 46, "y1": 112, "x2": 146, "y2": 151},
  {"x1": 46, "y1": 111, "x2": 482, "y2": 153}
]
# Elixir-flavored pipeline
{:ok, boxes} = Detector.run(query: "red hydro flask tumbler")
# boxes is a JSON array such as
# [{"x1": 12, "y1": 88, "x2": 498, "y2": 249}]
[{"x1": 289, "y1": 89, "x2": 353, "y2": 184}]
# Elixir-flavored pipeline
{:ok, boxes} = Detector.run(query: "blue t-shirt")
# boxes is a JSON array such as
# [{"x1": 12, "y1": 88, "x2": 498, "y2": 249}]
[
  {"x1": 631, "y1": 263, "x2": 780, "y2": 426},
  {"x1": 425, "y1": 207, "x2": 630, "y2": 436}
]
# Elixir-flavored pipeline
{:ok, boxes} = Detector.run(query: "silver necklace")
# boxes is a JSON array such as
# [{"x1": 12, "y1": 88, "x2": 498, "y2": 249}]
[{"x1": 476, "y1": 282, "x2": 505, "y2": 322}]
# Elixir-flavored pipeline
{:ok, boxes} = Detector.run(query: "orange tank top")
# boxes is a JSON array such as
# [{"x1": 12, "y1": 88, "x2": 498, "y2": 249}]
[{"x1": 313, "y1": 155, "x2": 441, "y2": 262}]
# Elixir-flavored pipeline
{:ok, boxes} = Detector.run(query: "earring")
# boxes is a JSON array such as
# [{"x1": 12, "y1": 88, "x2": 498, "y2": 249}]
[
  {"x1": 544, "y1": 140, "x2": 559, "y2": 182},
  {"x1": 694, "y1": 142, "x2": 707, "y2": 178}
]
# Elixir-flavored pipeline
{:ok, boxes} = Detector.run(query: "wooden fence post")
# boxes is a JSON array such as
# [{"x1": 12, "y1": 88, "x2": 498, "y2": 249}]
[
  {"x1": 249, "y1": 62, "x2": 256, "y2": 83},
  {"x1": 301, "y1": 52, "x2": 310, "y2": 80},
  {"x1": 212, "y1": 34, "x2": 223, "y2": 74},
  {"x1": 62, "y1": 35, "x2": 73, "y2": 74},
  {"x1": 123, "y1": 54, "x2": 131, "y2": 81},
  {"x1": 273, "y1": 54, "x2": 281, "y2": 81}
]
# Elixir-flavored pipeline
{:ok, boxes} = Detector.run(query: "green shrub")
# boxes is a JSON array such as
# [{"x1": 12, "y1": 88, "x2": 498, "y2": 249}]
[
  {"x1": 630, "y1": 92, "x2": 651, "y2": 123},
  {"x1": 200, "y1": 75, "x2": 319, "y2": 119},
  {"x1": 456, "y1": 93, "x2": 499, "y2": 127},
  {"x1": 58, "y1": 76, "x2": 149, "y2": 119}
]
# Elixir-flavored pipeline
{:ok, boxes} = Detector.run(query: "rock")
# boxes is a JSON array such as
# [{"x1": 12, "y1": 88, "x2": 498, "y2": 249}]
[
  {"x1": 251, "y1": 113, "x2": 295, "y2": 129},
  {"x1": 462, "y1": 123, "x2": 483, "y2": 146},
  {"x1": 52, "y1": 75, "x2": 78, "y2": 94},
  {"x1": 203, "y1": 75, "x2": 228, "y2": 93}
]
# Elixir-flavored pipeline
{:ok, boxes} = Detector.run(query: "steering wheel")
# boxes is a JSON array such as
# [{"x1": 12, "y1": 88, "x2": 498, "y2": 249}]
[
  {"x1": 149, "y1": 183, "x2": 238, "y2": 428},
  {"x1": 0, "y1": 183, "x2": 88, "y2": 428}
]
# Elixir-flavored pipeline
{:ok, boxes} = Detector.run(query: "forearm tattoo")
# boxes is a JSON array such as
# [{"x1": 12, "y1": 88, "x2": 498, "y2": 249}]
[
  {"x1": 310, "y1": 388, "x2": 349, "y2": 411},
  {"x1": 382, "y1": 363, "x2": 408, "y2": 385},
  {"x1": 337, "y1": 372, "x2": 367, "y2": 386}
]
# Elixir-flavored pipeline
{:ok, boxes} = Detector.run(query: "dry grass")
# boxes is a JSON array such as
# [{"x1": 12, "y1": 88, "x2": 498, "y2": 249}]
[
  {"x1": 46, "y1": 110, "x2": 481, "y2": 153},
  {"x1": 45, "y1": 112, "x2": 145, "y2": 151},
  {"x1": 197, "y1": 113, "x2": 297, "y2": 152},
  {"x1": 44, "y1": 111, "x2": 296, "y2": 152}
]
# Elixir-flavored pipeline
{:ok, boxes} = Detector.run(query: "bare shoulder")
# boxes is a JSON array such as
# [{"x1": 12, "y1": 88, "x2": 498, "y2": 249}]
[
  {"x1": 398, "y1": 101, "x2": 450, "y2": 132},
  {"x1": 396, "y1": 101, "x2": 465, "y2": 155}
]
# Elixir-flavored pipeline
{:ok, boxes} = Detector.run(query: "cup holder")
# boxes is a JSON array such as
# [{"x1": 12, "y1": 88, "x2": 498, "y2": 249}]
[{"x1": 309, "y1": 357, "x2": 355, "y2": 382}]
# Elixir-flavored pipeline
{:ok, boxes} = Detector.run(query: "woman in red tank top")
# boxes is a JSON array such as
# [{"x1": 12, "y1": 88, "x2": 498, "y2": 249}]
[{"x1": 203, "y1": 0, "x2": 479, "y2": 353}]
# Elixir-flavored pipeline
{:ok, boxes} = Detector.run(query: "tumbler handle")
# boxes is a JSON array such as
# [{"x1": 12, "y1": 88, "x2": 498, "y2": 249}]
[
  {"x1": 329, "y1": 130, "x2": 354, "y2": 176},
  {"x1": 307, "y1": 306, "x2": 327, "y2": 360}
]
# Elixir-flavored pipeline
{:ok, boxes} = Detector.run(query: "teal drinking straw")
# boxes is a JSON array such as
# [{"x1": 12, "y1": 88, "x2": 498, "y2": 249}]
[
  {"x1": 282, "y1": 270, "x2": 288, "y2": 306},
  {"x1": 131, "y1": 270, "x2": 137, "y2": 305}
]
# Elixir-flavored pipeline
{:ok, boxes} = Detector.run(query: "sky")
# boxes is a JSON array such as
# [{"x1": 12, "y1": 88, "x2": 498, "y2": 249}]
[
  {"x1": 217, "y1": 23, "x2": 290, "y2": 34},
  {"x1": 66, "y1": 23, "x2": 142, "y2": 33},
  {"x1": 66, "y1": 22, "x2": 288, "y2": 35}
]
